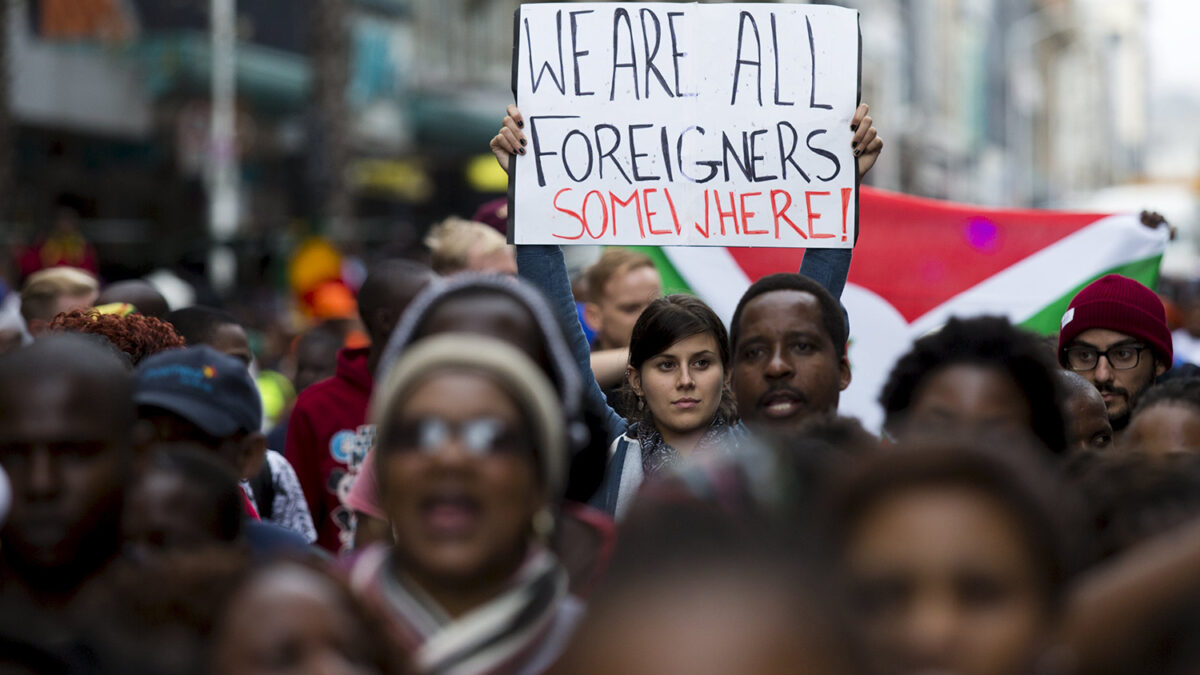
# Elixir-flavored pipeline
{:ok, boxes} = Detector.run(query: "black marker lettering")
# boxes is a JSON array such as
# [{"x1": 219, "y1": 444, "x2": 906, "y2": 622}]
[
  {"x1": 667, "y1": 12, "x2": 692, "y2": 97},
  {"x1": 525, "y1": 12, "x2": 566, "y2": 95},
  {"x1": 721, "y1": 131, "x2": 753, "y2": 182},
  {"x1": 748, "y1": 129, "x2": 776, "y2": 181},
  {"x1": 594, "y1": 123, "x2": 631, "y2": 184},
  {"x1": 610, "y1": 9, "x2": 640, "y2": 101},
  {"x1": 660, "y1": 126, "x2": 675, "y2": 181},
  {"x1": 628, "y1": 124, "x2": 660, "y2": 181},
  {"x1": 807, "y1": 128, "x2": 840, "y2": 181},
  {"x1": 771, "y1": 14, "x2": 794, "y2": 106},
  {"x1": 777, "y1": 121, "x2": 811, "y2": 183},
  {"x1": 569, "y1": 10, "x2": 595, "y2": 96},
  {"x1": 640, "y1": 9, "x2": 674, "y2": 98},
  {"x1": 680, "y1": 126, "x2": 719, "y2": 183},
  {"x1": 561, "y1": 129, "x2": 594, "y2": 182},
  {"x1": 528, "y1": 115, "x2": 579, "y2": 187},
  {"x1": 731, "y1": 12, "x2": 763, "y2": 106},
  {"x1": 807, "y1": 17, "x2": 832, "y2": 110}
]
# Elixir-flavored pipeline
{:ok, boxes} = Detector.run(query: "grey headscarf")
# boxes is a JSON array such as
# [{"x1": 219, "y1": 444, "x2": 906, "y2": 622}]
[{"x1": 375, "y1": 273, "x2": 586, "y2": 450}]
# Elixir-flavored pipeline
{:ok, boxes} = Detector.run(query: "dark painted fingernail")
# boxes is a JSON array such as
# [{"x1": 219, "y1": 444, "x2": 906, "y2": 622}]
[
  {"x1": 853, "y1": 148, "x2": 862, "y2": 157},
  {"x1": 519, "y1": 148, "x2": 526, "y2": 155},
  {"x1": 520, "y1": 138, "x2": 527, "y2": 146},
  {"x1": 517, "y1": 121, "x2": 524, "y2": 128},
  {"x1": 851, "y1": 141, "x2": 859, "y2": 149},
  {"x1": 850, "y1": 124, "x2": 858, "y2": 131}
]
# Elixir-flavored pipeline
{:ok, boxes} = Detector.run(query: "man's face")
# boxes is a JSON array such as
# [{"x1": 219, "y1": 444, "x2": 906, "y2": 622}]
[
  {"x1": 54, "y1": 290, "x2": 98, "y2": 317},
  {"x1": 1066, "y1": 328, "x2": 1165, "y2": 430},
  {"x1": 208, "y1": 323, "x2": 252, "y2": 367},
  {"x1": 0, "y1": 376, "x2": 126, "y2": 573},
  {"x1": 1064, "y1": 390, "x2": 1113, "y2": 454},
  {"x1": 139, "y1": 409, "x2": 261, "y2": 480},
  {"x1": 293, "y1": 339, "x2": 339, "y2": 393},
  {"x1": 731, "y1": 290, "x2": 850, "y2": 439},
  {"x1": 587, "y1": 265, "x2": 662, "y2": 349},
  {"x1": 899, "y1": 365, "x2": 1032, "y2": 443},
  {"x1": 1123, "y1": 403, "x2": 1200, "y2": 457}
]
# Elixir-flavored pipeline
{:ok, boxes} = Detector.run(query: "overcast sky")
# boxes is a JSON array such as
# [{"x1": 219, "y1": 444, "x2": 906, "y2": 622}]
[{"x1": 1148, "y1": 0, "x2": 1200, "y2": 98}]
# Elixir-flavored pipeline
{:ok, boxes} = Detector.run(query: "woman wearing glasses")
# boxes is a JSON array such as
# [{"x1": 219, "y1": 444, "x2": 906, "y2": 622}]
[{"x1": 347, "y1": 334, "x2": 582, "y2": 675}]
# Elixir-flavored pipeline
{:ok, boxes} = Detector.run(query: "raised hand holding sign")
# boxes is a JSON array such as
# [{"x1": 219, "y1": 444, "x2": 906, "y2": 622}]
[{"x1": 503, "y1": 3, "x2": 867, "y2": 248}]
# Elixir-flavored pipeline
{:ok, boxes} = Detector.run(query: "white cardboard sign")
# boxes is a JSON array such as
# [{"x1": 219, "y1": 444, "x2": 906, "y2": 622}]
[{"x1": 509, "y1": 3, "x2": 861, "y2": 247}]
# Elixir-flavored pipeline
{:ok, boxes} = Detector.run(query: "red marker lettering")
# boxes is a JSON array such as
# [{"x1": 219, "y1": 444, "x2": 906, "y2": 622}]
[
  {"x1": 740, "y1": 192, "x2": 766, "y2": 235},
  {"x1": 771, "y1": 189, "x2": 805, "y2": 239},
  {"x1": 552, "y1": 188, "x2": 586, "y2": 241},
  {"x1": 805, "y1": 190, "x2": 834, "y2": 239}
]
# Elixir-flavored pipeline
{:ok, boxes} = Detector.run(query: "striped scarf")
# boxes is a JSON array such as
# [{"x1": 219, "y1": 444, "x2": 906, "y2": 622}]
[
  {"x1": 350, "y1": 545, "x2": 570, "y2": 675},
  {"x1": 636, "y1": 416, "x2": 731, "y2": 476}
]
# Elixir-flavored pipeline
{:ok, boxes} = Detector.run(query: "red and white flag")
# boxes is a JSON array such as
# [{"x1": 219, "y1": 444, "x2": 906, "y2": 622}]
[{"x1": 640, "y1": 187, "x2": 1169, "y2": 429}]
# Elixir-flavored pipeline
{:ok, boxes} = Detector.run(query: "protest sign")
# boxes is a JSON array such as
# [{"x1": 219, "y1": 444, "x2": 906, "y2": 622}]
[{"x1": 509, "y1": 3, "x2": 861, "y2": 247}]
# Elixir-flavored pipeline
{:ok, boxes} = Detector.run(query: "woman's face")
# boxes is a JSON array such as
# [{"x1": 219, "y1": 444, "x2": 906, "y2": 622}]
[
  {"x1": 629, "y1": 332, "x2": 727, "y2": 441},
  {"x1": 902, "y1": 365, "x2": 1032, "y2": 441},
  {"x1": 211, "y1": 565, "x2": 384, "y2": 675},
  {"x1": 844, "y1": 486, "x2": 1051, "y2": 675},
  {"x1": 379, "y1": 370, "x2": 543, "y2": 588}
]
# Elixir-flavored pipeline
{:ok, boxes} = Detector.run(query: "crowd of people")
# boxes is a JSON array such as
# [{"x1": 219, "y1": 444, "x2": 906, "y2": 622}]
[{"x1": 0, "y1": 97, "x2": 1198, "y2": 675}]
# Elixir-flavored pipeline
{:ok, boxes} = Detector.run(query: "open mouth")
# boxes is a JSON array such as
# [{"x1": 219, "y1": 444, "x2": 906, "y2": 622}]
[
  {"x1": 758, "y1": 390, "x2": 807, "y2": 418},
  {"x1": 419, "y1": 492, "x2": 482, "y2": 537}
]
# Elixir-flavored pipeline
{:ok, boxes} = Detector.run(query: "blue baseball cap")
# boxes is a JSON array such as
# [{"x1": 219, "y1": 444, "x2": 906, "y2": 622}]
[{"x1": 134, "y1": 346, "x2": 262, "y2": 438}]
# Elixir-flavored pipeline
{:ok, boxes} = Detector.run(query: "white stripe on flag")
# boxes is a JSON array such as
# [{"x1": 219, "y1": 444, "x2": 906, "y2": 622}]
[
  {"x1": 908, "y1": 213, "x2": 1167, "y2": 334},
  {"x1": 662, "y1": 246, "x2": 752, "y2": 326}
]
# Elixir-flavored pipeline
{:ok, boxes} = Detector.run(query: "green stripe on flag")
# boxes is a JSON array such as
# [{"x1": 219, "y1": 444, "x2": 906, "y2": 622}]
[
  {"x1": 1019, "y1": 255, "x2": 1164, "y2": 336},
  {"x1": 628, "y1": 247, "x2": 693, "y2": 296}
]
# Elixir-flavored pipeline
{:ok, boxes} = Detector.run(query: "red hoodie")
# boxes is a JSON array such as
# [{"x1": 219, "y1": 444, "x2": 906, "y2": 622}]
[{"x1": 285, "y1": 347, "x2": 374, "y2": 552}]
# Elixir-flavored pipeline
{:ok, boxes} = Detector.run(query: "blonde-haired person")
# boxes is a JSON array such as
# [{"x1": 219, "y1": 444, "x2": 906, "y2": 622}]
[
  {"x1": 425, "y1": 217, "x2": 517, "y2": 277},
  {"x1": 19, "y1": 266, "x2": 100, "y2": 335}
]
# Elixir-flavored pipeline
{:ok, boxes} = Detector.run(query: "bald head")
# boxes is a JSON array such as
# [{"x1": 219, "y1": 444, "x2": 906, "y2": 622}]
[
  {"x1": 357, "y1": 260, "x2": 436, "y2": 346},
  {"x1": 0, "y1": 334, "x2": 134, "y2": 417},
  {"x1": 97, "y1": 280, "x2": 169, "y2": 318},
  {"x1": 0, "y1": 335, "x2": 134, "y2": 591},
  {"x1": 1056, "y1": 370, "x2": 1113, "y2": 454}
]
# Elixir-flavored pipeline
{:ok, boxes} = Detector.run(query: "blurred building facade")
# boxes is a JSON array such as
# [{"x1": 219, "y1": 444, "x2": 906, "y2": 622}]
[
  {"x1": 1, "y1": 0, "x2": 492, "y2": 281},
  {"x1": 839, "y1": 0, "x2": 1149, "y2": 207},
  {"x1": 1, "y1": 0, "x2": 1159, "y2": 280}
]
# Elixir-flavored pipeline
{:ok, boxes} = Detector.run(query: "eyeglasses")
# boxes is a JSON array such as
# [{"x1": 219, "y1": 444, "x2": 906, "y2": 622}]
[
  {"x1": 1063, "y1": 343, "x2": 1147, "y2": 372},
  {"x1": 384, "y1": 417, "x2": 526, "y2": 457}
]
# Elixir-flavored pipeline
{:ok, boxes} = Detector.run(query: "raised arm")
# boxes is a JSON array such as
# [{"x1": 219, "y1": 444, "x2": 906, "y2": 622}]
[
  {"x1": 798, "y1": 103, "x2": 882, "y2": 304},
  {"x1": 493, "y1": 105, "x2": 627, "y2": 442}
]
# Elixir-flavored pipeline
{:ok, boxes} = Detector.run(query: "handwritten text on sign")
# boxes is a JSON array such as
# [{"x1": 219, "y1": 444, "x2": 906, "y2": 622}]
[{"x1": 510, "y1": 3, "x2": 860, "y2": 247}]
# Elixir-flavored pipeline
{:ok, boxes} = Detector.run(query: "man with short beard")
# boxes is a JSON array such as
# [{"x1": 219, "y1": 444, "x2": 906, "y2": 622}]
[{"x1": 1057, "y1": 274, "x2": 1172, "y2": 438}]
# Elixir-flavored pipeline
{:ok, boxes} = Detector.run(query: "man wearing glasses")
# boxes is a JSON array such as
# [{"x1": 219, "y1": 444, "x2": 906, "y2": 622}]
[{"x1": 1057, "y1": 274, "x2": 1173, "y2": 437}]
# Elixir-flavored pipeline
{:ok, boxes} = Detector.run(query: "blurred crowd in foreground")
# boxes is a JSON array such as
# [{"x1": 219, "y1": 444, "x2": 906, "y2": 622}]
[{"x1": 2, "y1": 103, "x2": 1200, "y2": 675}]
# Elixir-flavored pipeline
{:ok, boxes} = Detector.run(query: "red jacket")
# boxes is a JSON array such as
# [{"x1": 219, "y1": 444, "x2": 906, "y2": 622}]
[{"x1": 285, "y1": 347, "x2": 374, "y2": 552}]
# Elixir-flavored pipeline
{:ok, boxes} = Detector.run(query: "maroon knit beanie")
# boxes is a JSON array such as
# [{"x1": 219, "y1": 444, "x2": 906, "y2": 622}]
[{"x1": 1057, "y1": 274, "x2": 1172, "y2": 367}]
